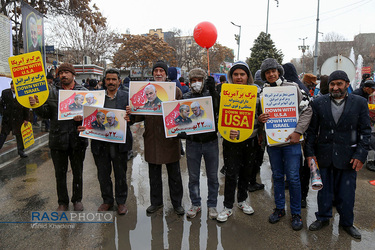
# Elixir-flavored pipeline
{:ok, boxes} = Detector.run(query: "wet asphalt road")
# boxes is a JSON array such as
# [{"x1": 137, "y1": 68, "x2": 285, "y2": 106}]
[{"x1": 1, "y1": 123, "x2": 375, "y2": 249}]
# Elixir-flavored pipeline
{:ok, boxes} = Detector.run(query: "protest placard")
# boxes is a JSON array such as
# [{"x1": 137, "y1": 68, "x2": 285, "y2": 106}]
[
  {"x1": 262, "y1": 86, "x2": 301, "y2": 146},
  {"x1": 21, "y1": 122, "x2": 34, "y2": 149},
  {"x1": 129, "y1": 81, "x2": 175, "y2": 115},
  {"x1": 218, "y1": 83, "x2": 258, "y2": 142},
  {"x1": 162, "y1": 96, "x2": 215, "y2": 138},
  {"x1": 58, "y1": 90, "x2": 105, "y2": 120},
  {"x1": 79, "y1": 105, "x2": 126, "y2": 143},
  {"x1": 8, "y1": 51, "x2": 49, "y2": 108}
]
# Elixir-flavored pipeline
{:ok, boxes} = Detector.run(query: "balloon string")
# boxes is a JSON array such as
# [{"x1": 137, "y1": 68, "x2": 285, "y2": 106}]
[{"x1": 207, "y1": 48, "x2": 210, "y2": 76}]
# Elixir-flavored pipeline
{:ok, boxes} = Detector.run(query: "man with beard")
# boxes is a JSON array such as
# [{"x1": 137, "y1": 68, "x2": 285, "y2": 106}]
[
  {"x1": 132, "y1": 60, "x2": 184, "y2": 215},
  {"x1": 174, "y1": 105, "x2": 192, "y2": 125},
  {"x1": 69, "y1": 94, "x2": 84, "y2": 110},
  {"x1": 29, "y1": 63, "x2": 88, "y2": 211},
  {"x1": 306, "y1": 70, "x2": 371, "y2": 239},
  {"x1": 104, "y1": 112, "x2": 119, "y2": 129},
  {"x1": 143, "y1": 85, "x2": 161, "y2": 109},
  {"x1": 92, "y1": 112, "x2": 105, "y2": 130}
]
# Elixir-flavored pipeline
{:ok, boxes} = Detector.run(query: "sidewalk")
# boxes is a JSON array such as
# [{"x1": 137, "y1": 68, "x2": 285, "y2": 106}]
[{"x1": 0, "y1": 121, "x2": 49, "y2": 168}]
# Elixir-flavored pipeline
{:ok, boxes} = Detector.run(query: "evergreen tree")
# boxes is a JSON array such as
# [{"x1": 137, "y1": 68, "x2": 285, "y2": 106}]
[{"x1": 246, "y1": 32, "x2": 284, "y2": 77}]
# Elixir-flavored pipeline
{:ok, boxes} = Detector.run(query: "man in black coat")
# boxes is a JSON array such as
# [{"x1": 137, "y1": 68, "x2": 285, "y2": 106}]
[
  {"x1": 79, "y1": 68, "x2": 133, "y2": 215},
  {"x1": 0, "y1": 81, "x2": 29, "y2": 158},
  {"x1": 29, "y1": 63, "x2": 88, "y2": 212},
  {"x1": 305, "y1": 70, "x2": 371, "y2": 239}
]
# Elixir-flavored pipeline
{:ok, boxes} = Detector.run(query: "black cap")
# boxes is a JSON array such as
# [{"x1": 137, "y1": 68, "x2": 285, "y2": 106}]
[
  {"x1": 364, "y1": 80, "x2": 375, "y2": 89},
  {"x1": 152, "y1": 60, "x2": 168, "y2": 75},
  {"x1": 328, "y1": 70, "x2": 350, "y2": 83}
]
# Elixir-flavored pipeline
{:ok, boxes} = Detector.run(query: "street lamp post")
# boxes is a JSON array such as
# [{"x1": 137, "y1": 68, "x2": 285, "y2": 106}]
[
  {"x1": 313, "y1": 0, "x2": 321, "y2": 75},
  {"x1": 298, "y1": 37, "x2": 309, "y2": 74},
  {"x1": 231, "y1": 22, "x2": 241, "y2": 61}
]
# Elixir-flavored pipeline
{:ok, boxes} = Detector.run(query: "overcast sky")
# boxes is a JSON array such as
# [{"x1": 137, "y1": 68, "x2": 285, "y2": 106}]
[{"x1": 92, "y1": 0, "x2": 374, "y2": 64}]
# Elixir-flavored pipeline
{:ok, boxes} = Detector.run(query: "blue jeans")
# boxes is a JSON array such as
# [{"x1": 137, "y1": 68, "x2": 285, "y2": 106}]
[
  {"x1": 267, "y1": 144, "x2": 302, "y2": 215},
  {"x1": 186, "y1": 139, "x2": 219, "y2": 207}
]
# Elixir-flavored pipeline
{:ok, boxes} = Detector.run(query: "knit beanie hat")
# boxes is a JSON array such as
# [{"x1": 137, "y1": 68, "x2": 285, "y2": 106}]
[
  {"x1": 227, "y1": 61, "x2": 253, "y2": 84},
  {"x1": 152, "y1": 60, "x2": 168, "y2": 75},
  {"x1": 260, "y1": 58, "x2": 284, "y2": 81},
  {"x1": 328, "y1": 70, "x2": 350, "y2": 83},
  {"x1": 57, "y1": 63, "x2": 76, "y2": 75},
  {"x1": 188, "y1": 68, "x2": 207, "y2": 80}
]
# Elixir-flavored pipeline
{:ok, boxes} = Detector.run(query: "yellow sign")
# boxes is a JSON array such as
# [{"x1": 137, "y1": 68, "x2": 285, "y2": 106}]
[
  {"x1": 21, "y1": 122, "x2": 34, "y2": 149},
  {"x1": 218, "y1": 83, "x2": 258, "y2": 143},
  {"x1": 8, "y1": 51, "x2": 49, "y2": 108},
  {"x1": 368, "y1": 104, "x2": 375, "y2": 110}
]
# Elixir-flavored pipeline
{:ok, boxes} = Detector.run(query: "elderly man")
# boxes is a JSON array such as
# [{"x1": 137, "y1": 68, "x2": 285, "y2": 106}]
[
  {"x1": 190, "y1": 102, "x2": 205, "y2": 120},
  {"x1": 85, "y1": 93, "x2": 97, "y2": 106},
  {"x1": 174, "y1": 105, "x2": 192, "y2": 125},
  {"x1": 134, "y1": 60, "x2": 184, "y2": 215},
  {"x1": 306, "y1": 70, "x2": 371, "y2": 239},
  {"x1": 104, "y1": 111, "x2": 118, "y2": 129},
  {"x1": 92, "y1": 112, "x2": 105, "y2": 130},
  {"x1": 69, "y1": 94, "x2": 84, "y2": 110},
  {"x1": 258, "y1": 58, "x2": 312, "y2": 231},
  {"x1": 29, "y1": 63, "x2": 88, "y2": 211},
  {"x1": 143, "y1": 84, "x2": 161, "y2": 109}
]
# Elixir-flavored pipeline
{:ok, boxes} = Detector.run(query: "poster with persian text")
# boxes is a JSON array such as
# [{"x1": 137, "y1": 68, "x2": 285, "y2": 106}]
[
  {"x1": 21, "y1": 122, "x2": 34, "y2": 149},
  {"x1": 262, "y1": 86, "x2": 301, "y2": 146},
  {"x1": 218, "y1": 83, "x2": 258, "y2": 143},
  {"x1": 162, "y1": 96, "x2": 215, "y2": 138},
  {"x1": 8, "y1": 51, "x2": 49, "y2": 108},
  {"x1": 79, "y1": 105, "x2": 126, "y2": 143},
  {"x1": 58, "y1": 90, "x2": 105, "y2": 120},
  {"x1": 129, "y1": 81, "x2": 175, "y2": 115}
]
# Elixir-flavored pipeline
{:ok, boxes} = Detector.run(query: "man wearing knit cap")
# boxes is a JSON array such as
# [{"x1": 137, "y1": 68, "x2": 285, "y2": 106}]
[
  {"x1": 258, "y1": 58, "x2": 312, "y2": 231},
  {"x1": 29, "y1": 63, "x2": 88, "y2": 212},
  {"x1": 136, "y1": 60, "x2": 184, "y2": 215},
  {"x1": 305, "y1": 70, "x2": 371, "y2": 239},
  {"x1": 182, "y1": 68, "x2": 220, "y2": 220}
]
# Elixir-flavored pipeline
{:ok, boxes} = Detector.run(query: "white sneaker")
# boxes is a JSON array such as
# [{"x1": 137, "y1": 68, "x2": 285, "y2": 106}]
[
  {"x1": 208, "y1": 207, "x2": 218, "y2": 220},
  {"x1": 186, "y1": 205, "x2": 201, "y2": 218},
  {"x1": 217, "y1": 207, "x2": 233, "y2": 222},
  {"x1": 237, "y1": 201, "x2": 254, "y2": 215}
]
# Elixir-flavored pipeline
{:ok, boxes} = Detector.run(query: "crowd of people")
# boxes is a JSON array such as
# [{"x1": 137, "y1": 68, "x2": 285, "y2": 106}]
[{"x1": 1, "y1": 56, "x2": 373, "y2": 240}]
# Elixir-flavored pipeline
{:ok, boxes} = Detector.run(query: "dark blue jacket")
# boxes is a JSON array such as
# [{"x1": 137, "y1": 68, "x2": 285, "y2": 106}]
[
  {"x1": 305, "y1": 94, "x2": 371, "y2": 169},
  {"x1": 282, "y1": 63, "x2": 310, "y2": 94},
  {"x1": 167, "y1": 67, "x2": 184, "y2": 92}
]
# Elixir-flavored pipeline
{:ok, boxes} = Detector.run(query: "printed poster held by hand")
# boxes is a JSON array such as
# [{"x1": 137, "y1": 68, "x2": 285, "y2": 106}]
[
  {"x1": 129, "y1": 81, "x2": 176, "y2": 116},
  {"x1": 8, "y1": 51, "x2": 49, "y2": 108},
  {"x1": 162, "y1": 96, "x2": 216, "y2": 138},
  {"x1": 262, "y1": 86, "x2": 302, "y2": 146},
  {"x1": 58, "y1": 90, "x2": 105, "y2": 120},
  {"x1": 218, "y1": 83, "x2": 258, "y2": 143},
  {"x1": 79, "y1": 105, "x2": 127, "y2": 143},
  {"x1": 21, "y1": 122, "x2": 34, "y2": 149}
]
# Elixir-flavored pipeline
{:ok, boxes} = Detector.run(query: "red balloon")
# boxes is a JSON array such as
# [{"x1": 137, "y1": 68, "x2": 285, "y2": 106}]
[{"x1": 193, "y1": 21, "x2": 217, "y2": 49}]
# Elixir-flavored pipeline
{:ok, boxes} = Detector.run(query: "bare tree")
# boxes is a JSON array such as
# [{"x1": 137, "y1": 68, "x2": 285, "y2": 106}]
[
  {"x1": 318, "y1": 32, "x2": 352, "y2": 66},
  {"x1": 46, "y1": 15, "x2": 118, "y2": 66}
]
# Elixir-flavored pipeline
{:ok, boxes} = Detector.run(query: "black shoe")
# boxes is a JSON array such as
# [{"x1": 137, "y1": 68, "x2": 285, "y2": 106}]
[
  {"x1": 291, "y1": 214, "x2": 303, "y2": 231},
  {"x1": 269, "y1": 208, "x2": 285, "y2": 224},
  {"x1": 174, "y1": 206, "x2": 185, "y2": 215},
  {"x1": 309, "y1": 220, "x2": 329, "y2": 231},
  {"x1": 341, "y1": 225, "x2": 361, "y2": 239},
  {"x1": 19, "y1": 152, "x2": 28, "y2": 158},
  {"x1": 248, "y1": 182, "x2": 265, "y2": 192},
  {"x1": 366, "y1": 161, "x2": 375, "y2": 171},
  {"x1": 301, "y1": 199, "x2": 307, "y2": 208},
  {"x1": 146, "y1": 204, "x2": 163, "y2": 213}
]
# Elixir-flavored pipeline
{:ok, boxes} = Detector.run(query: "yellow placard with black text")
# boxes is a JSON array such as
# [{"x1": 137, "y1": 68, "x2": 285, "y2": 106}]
[
  {"x1": 218, "y1": 83, "x2": 258, "y2": 143},
  {"x1": 21, "y1": 122, "x2": 34, "y2": 149},
  {"x1": 8, "y1": 51, "x2": 49, "y2": 108}
]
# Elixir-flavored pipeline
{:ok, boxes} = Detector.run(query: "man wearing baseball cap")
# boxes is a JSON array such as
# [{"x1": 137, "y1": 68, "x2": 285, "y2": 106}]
[{"x1": 305, "y1": 70, "x2": 371, "y2": 239}]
